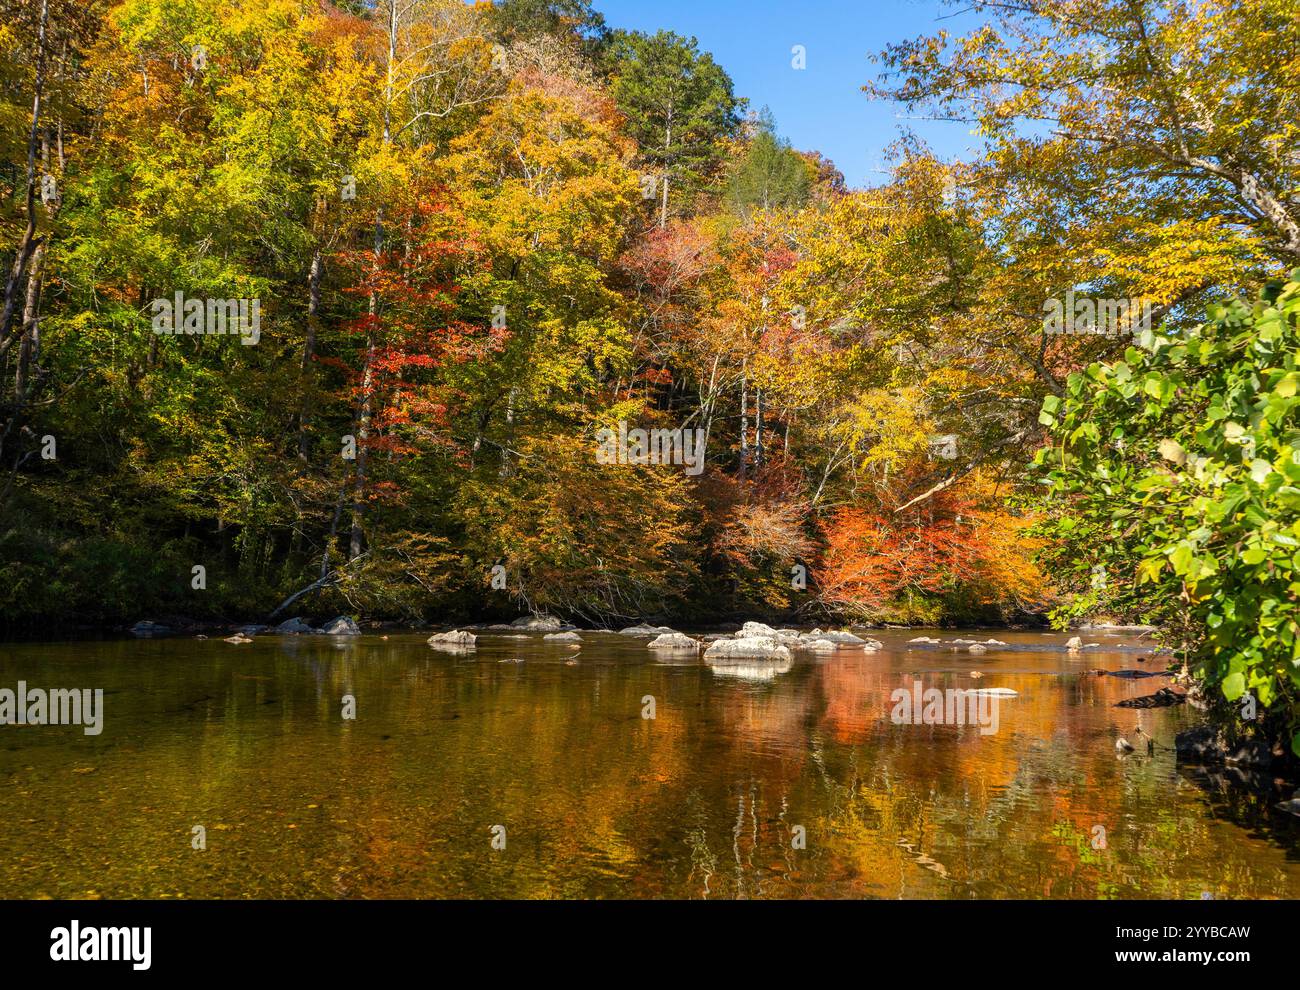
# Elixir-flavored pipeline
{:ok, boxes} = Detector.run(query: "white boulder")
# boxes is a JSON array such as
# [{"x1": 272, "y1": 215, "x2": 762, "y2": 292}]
[
  {"x1": 704, "y1": 637, "x2": 792, "y2": 661},
  {"x1": 428, "y1": 630, "x2": 477, "y2": 650},
  {"x1": 543, "y1": 631, "x2": 582, "y2": 643},
  {"x1": 647, "y1": 633, "x2": 700, "y2": 651}
]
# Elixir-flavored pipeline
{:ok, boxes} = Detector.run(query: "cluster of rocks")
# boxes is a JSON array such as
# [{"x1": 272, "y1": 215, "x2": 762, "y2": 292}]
[
  {"x1": 130, "y1": 615, "x2": 362, "y2": 640},
  {"x1": 479, "y1": 615, "x2": 578, "y2": 633},
  {"x1": 428, "y1": 617, "x2": 587, "y2": 652},
  {"x1": 703, "y1": 622, "x2": 882, "y2": 662},
  {"x1": 908, "y1": 636, "x2": 1008, "y2": 655},
  {"x1": 275, "y1": 616, "x2": 362, "y2": 636},
  {"x1": 596, "y1": 620, "x2": 886, "y2": 660}
]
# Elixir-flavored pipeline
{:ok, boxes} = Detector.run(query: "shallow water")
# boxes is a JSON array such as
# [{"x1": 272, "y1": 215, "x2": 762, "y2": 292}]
[{"x1": 1, "y1": 628, "x2": 1297, "y2": 899}]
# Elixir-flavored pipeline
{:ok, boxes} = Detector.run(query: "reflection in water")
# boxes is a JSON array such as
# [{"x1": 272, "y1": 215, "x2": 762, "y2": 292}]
[
  {"x1": 706, "y1": 658, "x2": 794, "y2": 682},
  {"x1": 0, "y1": 629, "x2": 1297, "y2": 899}
]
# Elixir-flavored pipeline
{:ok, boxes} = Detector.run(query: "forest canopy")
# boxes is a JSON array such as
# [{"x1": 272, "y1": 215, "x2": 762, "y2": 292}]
[{"x1": 0, "y1": 0, "x2": 1295, "y2": 659}]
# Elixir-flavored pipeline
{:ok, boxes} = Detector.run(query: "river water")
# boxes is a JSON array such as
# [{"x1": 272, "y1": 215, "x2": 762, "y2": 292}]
[{"x1": 1, "y1": 628, "x2": 1297, "y2": 898}]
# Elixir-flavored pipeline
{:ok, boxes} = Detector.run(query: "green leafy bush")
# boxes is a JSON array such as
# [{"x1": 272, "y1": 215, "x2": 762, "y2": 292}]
[{"x1": 1034, "y1": 273, "x2": 1300, "y2": 754}]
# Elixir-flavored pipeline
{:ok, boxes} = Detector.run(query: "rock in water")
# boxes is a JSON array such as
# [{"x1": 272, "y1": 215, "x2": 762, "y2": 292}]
[
  {"x1": 738, "y1": 621, "x2": 780, "y2": 639},
  {"x1": 618, "y1": 624, "x2": 677, "y2": 636},
  {"x1": 510, "y1": 615, "x2": 563, "y2": 632},
  {"x1": 129, "y1": 620, "x2": 171, "y2": 638},
  {"x1": 704, "y1": 637, "x2": 793, "y2": 661},
  {"x1": 1116, "y1": 687, "x2": 1185, "y2": 709},
  {"x1": 1066, "y1": 636, "x2": 1083, "y2": 650},
  {"x1": 811, "y1": 630, "x2": 882, "y2": 649},
  {"x1": 428, "y1": 630, "x2": 477, "y2": 650},
  {"x1": 543, "y1": 631, "x2": 583, "y2": 643},
  {"x1": 967, "y1": 644, "x2": 988, "y2": 654},
  {"x1": 275, "y1": 617, "x2": 316, "y2": 635},
  {"x1": 798, "y1": 638, "x2": 838, "y2": 653},
  {"x1": 647, "y1": 633, "x2": 700, "y2": 651},
  {"x1": 318, "y1": 616, "x2": 361, "y2": 636}
]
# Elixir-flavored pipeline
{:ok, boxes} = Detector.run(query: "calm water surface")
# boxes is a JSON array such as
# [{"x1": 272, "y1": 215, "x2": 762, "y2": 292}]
[{"x1": 2, "y1": 629, "x2": 1298, "y2": 899}]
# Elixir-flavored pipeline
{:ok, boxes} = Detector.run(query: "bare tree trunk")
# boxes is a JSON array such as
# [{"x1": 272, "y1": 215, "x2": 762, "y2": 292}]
[
  {"x1": 659, "y1": 116, "x2": 672, "y2": 229},
  {"x1": 14, "y1": 242, "x2": 45, "y2": 402},
  {"x1": 739, "y1": 359, "x2": 748, "y2": 480},
  {"x1": 0, "y1": 0, "x2": 49, "y2": 349},
  {"x1": 755, "y1": 387, "x2": 764, "y2": 468},
  {"x1": 349, "y1": 0, "x2": 400, "y2": 561},
  {"x1": 350, "y1": 326, "x2": 375, "y2": 560},
  {"x1": 298, "y1": 248, "x2": 322, "y2": 463}
]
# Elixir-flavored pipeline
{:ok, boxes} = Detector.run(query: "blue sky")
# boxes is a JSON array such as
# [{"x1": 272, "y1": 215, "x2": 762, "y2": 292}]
[{"x1": 595, "y1": 0, "x2": 989, "y2": 189}]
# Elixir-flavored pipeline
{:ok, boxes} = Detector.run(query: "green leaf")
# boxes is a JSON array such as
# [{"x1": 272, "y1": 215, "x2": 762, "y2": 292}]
[{"x1": 1222, "y1": 671, "x2": 1246, "y2": 701}]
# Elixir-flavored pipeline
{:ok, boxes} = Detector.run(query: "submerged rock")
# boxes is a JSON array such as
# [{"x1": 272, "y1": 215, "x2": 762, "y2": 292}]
[
  {"x1": 909, "y1": 636, "x2": 941, "y2": 644},
  {"x1": 647, "y1": 633, "x2": 700, "y2": 651},
  {"x1": 318, "y1": 616, "x2": 362, "y2": 636},
  {"x1": 1080, "y1": 623, "x2": 1160, "y2": 634},
  {"x1": 274, "y1": 617, "x2": 316, "y2": 635},
  {"x1": 223, "y1": 634, "x2": 253, "y2": 645},
  {"x1": 1101, "y1": 668, "x2": 1170, "y2": 679},
  {"x1": 704, "y1": 637, "x2": 792, "y2": 661}
]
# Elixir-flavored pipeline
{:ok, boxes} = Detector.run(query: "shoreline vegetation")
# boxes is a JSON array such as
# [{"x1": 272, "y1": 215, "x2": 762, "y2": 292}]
[{"x1": 1, "y1": 3, "x2": 1298, "y2": 773}]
